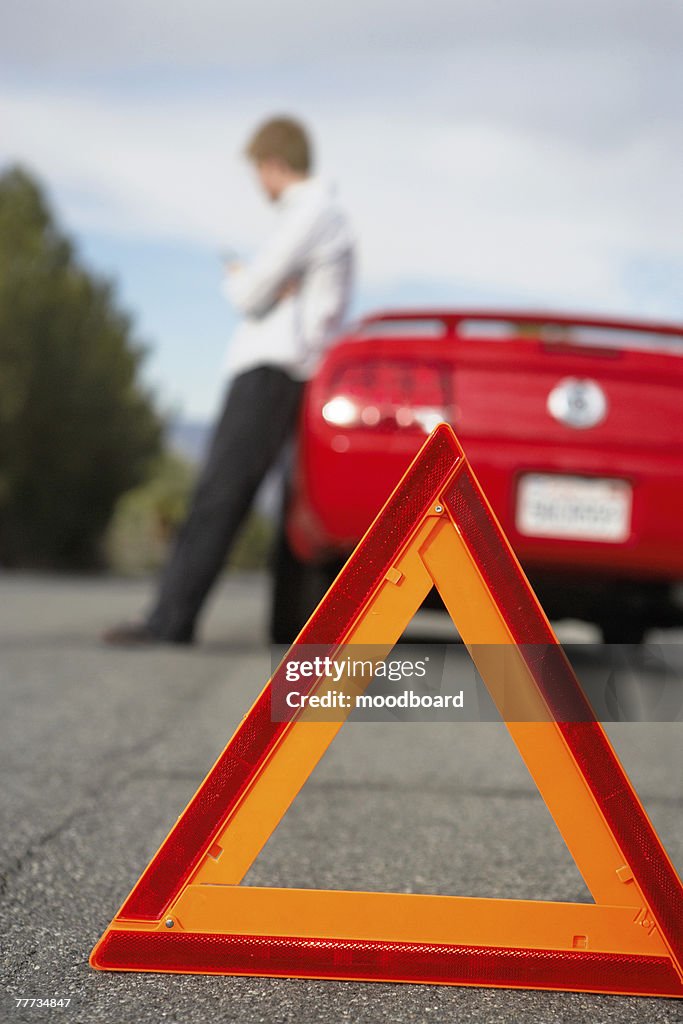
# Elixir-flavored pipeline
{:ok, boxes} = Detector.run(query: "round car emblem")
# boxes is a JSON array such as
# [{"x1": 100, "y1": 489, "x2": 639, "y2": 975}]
[{"x1": 547, "y1": 378, "x2": 607, "y2": 429}]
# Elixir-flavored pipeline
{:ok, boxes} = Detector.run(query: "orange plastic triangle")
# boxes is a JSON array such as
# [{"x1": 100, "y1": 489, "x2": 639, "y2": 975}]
[{"x1": 91, "y1": 424, "x2": 683, "y2": 997}]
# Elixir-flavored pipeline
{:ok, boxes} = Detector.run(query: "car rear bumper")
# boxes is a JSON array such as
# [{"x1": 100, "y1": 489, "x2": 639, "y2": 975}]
[{"x1": 293, "y1": 426, "x2": 683, "y2": 583}]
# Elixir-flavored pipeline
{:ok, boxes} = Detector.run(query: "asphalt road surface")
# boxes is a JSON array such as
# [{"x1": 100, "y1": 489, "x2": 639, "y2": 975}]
[{"x1": 1, "y1": 572, "x2": 682, "y2": 1024}]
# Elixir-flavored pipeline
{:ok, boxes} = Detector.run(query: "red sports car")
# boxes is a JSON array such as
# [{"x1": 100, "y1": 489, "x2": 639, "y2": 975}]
[{"x1": 271, "y1": 310, "x2": 683, "y2": 644}]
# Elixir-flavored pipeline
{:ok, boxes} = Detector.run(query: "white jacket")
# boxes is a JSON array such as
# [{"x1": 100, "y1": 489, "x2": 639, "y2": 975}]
[{"x1": 223, "y1": 177, "x2": 355, "y2": 379}]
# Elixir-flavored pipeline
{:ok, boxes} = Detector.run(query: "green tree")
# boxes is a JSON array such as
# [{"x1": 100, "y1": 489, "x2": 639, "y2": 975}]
[{"x1": 0, "y1": 165, "x2": 161, "y2": 568}]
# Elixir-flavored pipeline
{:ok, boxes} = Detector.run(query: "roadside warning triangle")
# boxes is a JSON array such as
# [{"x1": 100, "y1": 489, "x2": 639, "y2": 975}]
[{"x1": 91, "y1": 424, "x2": 683, "y2": 997}]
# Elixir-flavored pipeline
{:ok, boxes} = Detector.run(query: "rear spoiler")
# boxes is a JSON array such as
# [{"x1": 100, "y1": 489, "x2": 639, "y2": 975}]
[{"x1": 353, "y1": 310, "x2": 683, "y2": 354}]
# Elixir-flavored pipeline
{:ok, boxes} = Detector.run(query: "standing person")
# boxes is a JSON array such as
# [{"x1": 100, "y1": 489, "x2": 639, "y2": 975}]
[{"x1": 105, "y1": 116, "x2": 355, "y2": 645}]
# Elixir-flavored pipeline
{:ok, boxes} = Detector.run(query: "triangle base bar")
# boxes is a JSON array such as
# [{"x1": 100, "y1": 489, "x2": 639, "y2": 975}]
[{"x1": 93, "y1": 930, "x2": 683, "y2": 997}]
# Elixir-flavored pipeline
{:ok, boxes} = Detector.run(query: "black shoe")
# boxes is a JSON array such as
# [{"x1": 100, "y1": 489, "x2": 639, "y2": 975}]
[{"x1": 102, "y1": 621, "x2": 194, "y2": 647}]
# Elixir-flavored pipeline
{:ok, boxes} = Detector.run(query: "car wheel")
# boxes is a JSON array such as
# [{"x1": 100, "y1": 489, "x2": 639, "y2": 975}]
[
  {"x1": 599, "y1": 617, "x2": 647, "y2": 646},
  {"x1": 269, "y1": 519, "x2": 339, "y2": 645}
]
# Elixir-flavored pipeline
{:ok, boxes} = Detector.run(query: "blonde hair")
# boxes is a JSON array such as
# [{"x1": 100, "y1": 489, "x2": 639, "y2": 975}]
[{"x1": 245, "y1": 116, "x2": 312, "y2": 173}]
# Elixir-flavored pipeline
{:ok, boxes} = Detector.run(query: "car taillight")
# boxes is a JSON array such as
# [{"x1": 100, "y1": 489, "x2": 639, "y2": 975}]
[{"x1": 321, "y1": 360, "x2": 453, "y2": 434}]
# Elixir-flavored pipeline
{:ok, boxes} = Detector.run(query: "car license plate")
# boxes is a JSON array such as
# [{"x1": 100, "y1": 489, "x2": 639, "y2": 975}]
[{"x1": 516, "y1": 474, "x2": 632, "y2": 542}]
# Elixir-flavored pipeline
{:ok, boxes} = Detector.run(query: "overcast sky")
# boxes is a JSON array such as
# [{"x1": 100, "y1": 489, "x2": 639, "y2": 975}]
[{"x1": 2, "y1": 1, "x2": 682, "y2": 419}]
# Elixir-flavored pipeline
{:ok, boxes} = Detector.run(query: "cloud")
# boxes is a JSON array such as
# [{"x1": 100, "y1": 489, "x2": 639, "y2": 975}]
[
  {"x1": 1, "y1": 81, "x2": 681, "y2": 318},
  {"x1": 0, "y1": 0, "x2": 681, "y2": 321},
  {"x1": 2, "y1": 0, "x2": 682, "y2": 70},
  {"x1": 3, "y1": 3, "x2": 682, "y2": 154}
]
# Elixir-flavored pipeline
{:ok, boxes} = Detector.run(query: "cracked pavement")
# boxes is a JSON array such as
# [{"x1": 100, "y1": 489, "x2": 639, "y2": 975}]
[{"x1": 1, "y1": 572, "x2": 682, "y2": 1023}]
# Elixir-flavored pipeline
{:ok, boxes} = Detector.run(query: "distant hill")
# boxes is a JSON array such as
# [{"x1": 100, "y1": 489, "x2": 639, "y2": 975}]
[{"x1": 167, "y1": 419, "x2": 212, "y2": 464}]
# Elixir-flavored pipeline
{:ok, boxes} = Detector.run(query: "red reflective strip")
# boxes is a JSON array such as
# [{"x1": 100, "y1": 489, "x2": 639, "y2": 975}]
[
  {"x1": 119, "y1": 426, "x2": 463, "y2": 921},
  {"x1": 93, "y1": 931, "x2": 683, "y2": 996},
  {"x1": 443, "y1": 468, "x2": 683, "y2": 975},
  {"x1": 561, "y1": 721, "x2": 683, "y2": 976}
]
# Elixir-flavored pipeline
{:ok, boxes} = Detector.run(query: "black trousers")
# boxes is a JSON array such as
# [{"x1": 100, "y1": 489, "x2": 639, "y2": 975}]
[{"x1": 147, "y1": 365, "x2": 303, "y2": 640}]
